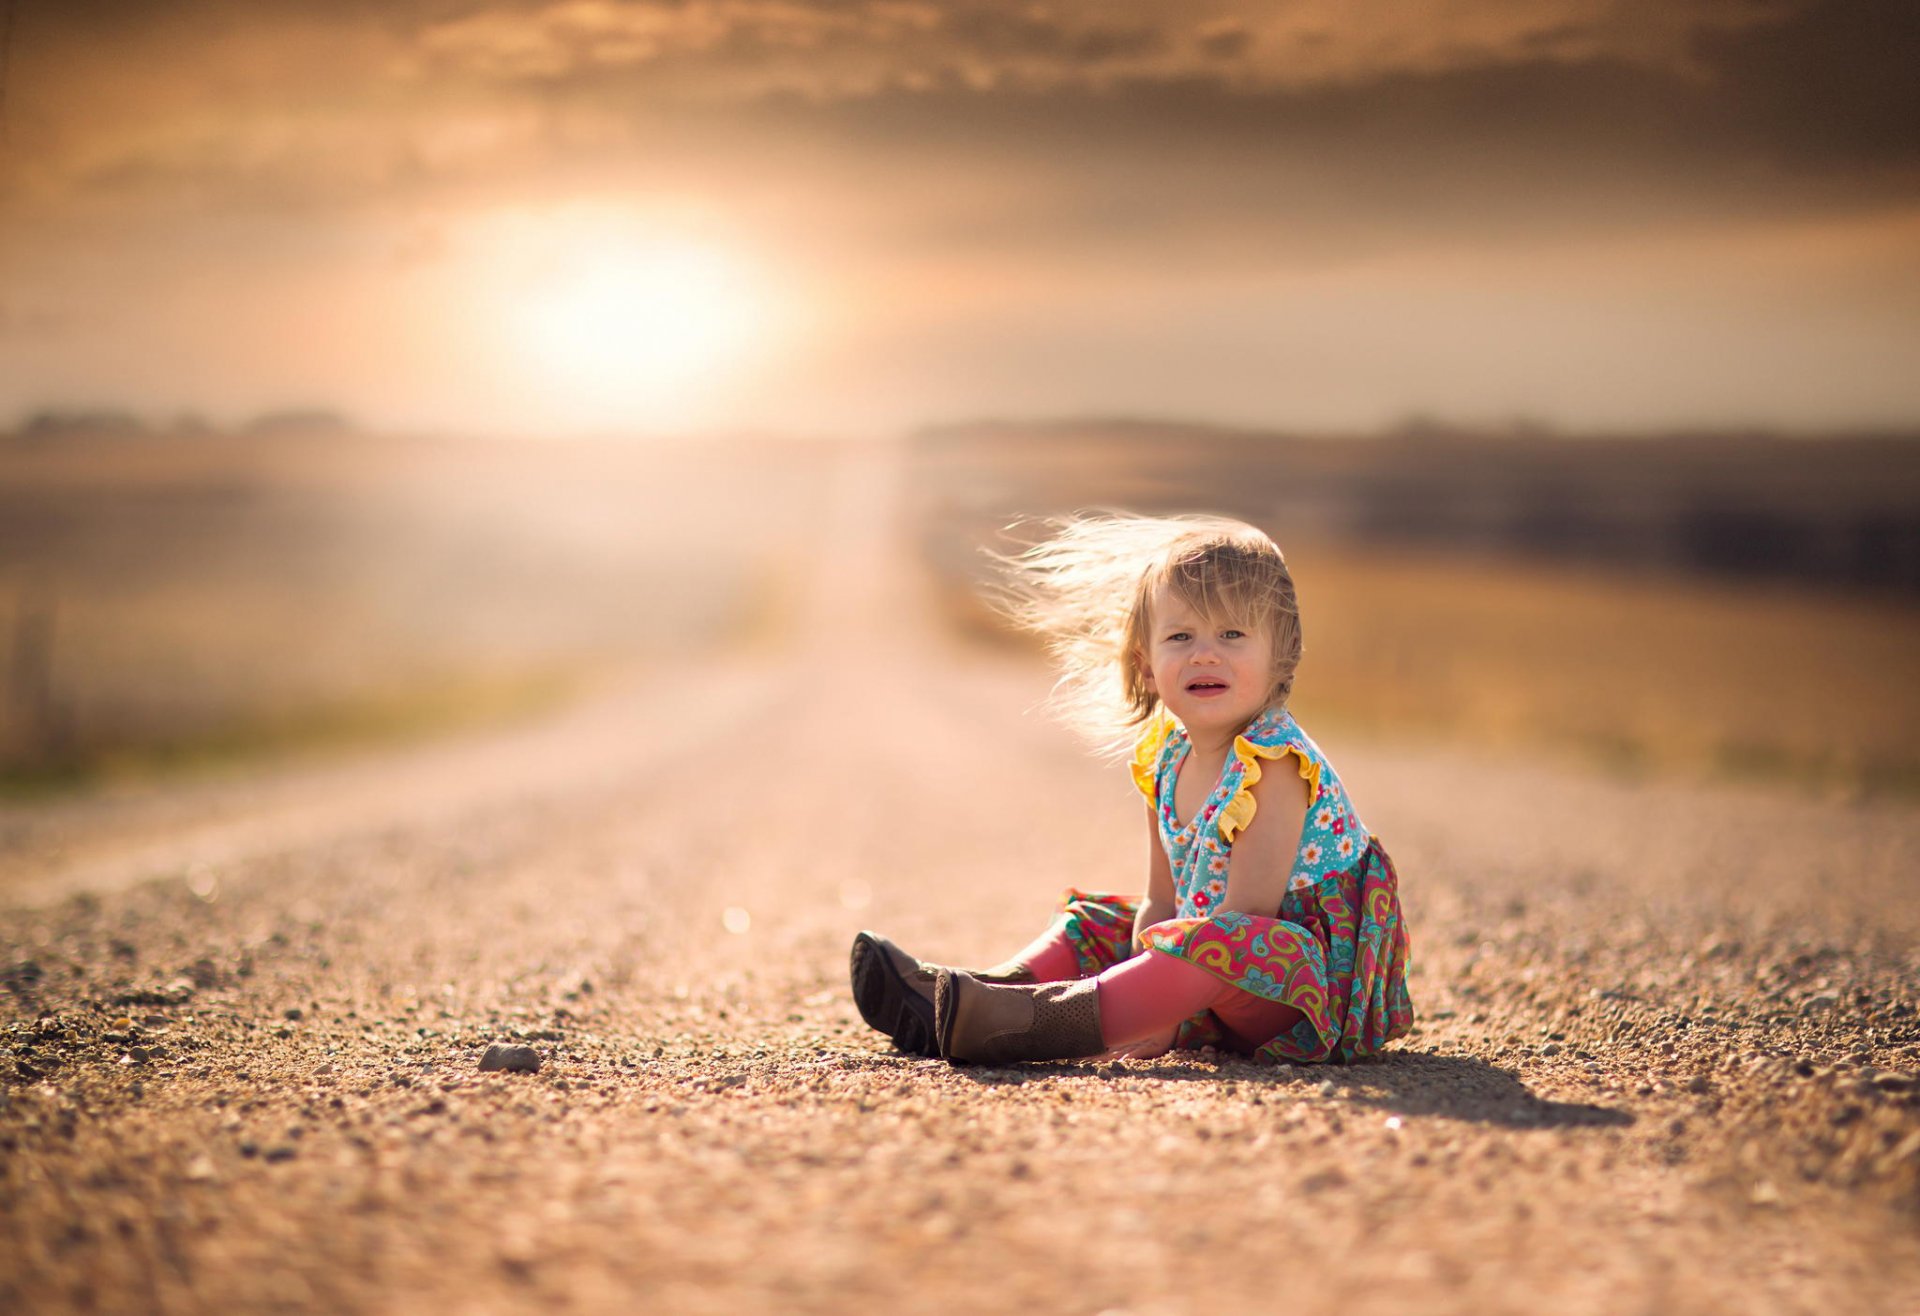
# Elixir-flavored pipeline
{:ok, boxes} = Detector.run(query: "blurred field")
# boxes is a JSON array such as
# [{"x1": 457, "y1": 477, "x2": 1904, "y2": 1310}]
[
  {"x1": 4, "y1": 423, "x2": 1918, "y2": 801},
  {"x1": 1283, "y1": 542, "x2": 1919, "y2": 794},
  {"x1": 911, "y1": 423, "x2": 1920, "y2": 797},
  {"x1": 0, "y1": 429, "x2": 825, "y2": 786}
]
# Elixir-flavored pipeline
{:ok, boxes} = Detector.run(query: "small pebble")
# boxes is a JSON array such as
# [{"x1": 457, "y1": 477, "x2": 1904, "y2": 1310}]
[{"x1": 479, "y1": 1044, "x2": 543, "y2": 1075}]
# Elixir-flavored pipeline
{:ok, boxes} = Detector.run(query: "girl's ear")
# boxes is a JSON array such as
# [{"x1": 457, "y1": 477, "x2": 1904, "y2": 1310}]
[{"x1": 1135, "y1": 650, "x2": 1156, "y2": 691}]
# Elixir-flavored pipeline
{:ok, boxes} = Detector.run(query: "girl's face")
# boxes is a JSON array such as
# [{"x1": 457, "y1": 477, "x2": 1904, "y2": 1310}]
[{"x1": 1137, "y1": 582, "x2": 1275, "y2": 740}]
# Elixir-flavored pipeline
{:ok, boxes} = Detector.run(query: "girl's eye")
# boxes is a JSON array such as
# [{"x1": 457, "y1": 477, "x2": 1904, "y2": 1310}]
[
  {"x1": 1222, "y1": 630, "x2": 1245, "y2": 640},
  {"x1": 1166, "y1": 632, "x2": 1191, "y2": 643}
]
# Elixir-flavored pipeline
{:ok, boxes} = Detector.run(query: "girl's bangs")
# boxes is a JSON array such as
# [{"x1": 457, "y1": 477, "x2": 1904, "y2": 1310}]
[{"x1": 1160, "y1": 549, "x2": 1281, "y2": 630}]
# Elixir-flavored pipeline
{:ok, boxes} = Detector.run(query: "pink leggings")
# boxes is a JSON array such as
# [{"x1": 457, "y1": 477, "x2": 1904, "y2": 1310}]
[{"x1": 1008, "y1": 926, "x2": 1303, "y2": 1053}]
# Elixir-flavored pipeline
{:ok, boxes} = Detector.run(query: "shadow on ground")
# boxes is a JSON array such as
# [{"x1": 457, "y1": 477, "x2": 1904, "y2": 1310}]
[
  {"x1": 943, "y1": 1048, "x2": 1635, "y2": 1130},
  {"x1": 1334, "y1": 1051, "x2": 1636, "y2": 1129}
]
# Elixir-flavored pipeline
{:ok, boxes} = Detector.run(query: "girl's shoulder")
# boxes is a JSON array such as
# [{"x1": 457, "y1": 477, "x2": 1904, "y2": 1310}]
[
  {"x1": 1232, "y1": 706, "x2": 1319, "y2": 772},
  {"x1": 1129, "y1": 707, "x2": 1184, "y2": 802},
  {"x1": 1256, "y1": 711, "x2": 1368, "y2": 837},
  {"x1": 1217, "y1": 707, "x2": 1321, "y2": 844}
]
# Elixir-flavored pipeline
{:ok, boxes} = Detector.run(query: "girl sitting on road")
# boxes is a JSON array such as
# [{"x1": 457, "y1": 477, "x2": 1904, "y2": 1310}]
[{"x1": 849, "y1": 513, "x2": 1414, "y2": 1065}]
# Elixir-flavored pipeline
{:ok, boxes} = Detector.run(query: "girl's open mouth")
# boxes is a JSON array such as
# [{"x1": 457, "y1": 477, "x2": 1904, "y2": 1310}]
[{"x1": 1187, "y1": 680, "x2": 1228, "y2": 694}]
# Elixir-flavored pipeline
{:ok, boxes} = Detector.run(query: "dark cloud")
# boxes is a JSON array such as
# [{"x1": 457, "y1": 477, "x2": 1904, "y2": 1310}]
[
  {"x1": 937, "y1": 11, "x2": 1165, "y2": 64},
  {"x1": 732, "y1": 46, "x2": 1920, "y2": 267},
  {"x1": 1194, "y1": 21, "x2": 1253, "y2": 62},
  {"x1": 1693, "y1": 0, "x2": 1920, "y2": 167},
  {"x1": 6, "y1": 0, "x2": 1918, "y2": 245},
  {"x1": 10, "y1": 1, "x2": 1833, "y2": 104}
]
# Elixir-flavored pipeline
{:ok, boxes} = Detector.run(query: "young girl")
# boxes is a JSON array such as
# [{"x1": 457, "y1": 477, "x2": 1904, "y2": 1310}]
[{"x1": 850, "y1": 513, "x2": 1414, "y2": 1065}]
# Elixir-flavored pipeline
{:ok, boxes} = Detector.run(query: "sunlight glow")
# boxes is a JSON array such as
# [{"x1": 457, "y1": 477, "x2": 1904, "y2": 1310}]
[
  {"x1": 466, "y1": 205, "x2": 782, "y2": 430},
  {"x1": 522, "y1": 245, "x2": 754, "y2": 391}
]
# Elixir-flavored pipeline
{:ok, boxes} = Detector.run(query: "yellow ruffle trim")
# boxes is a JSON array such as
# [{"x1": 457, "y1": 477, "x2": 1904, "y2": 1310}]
[
  {"x1": 1130, "y1": 709, "x2": 1176, "y2": 803},
  {"x1": 1217, "y1": 734, "x2": 1320, "y2": 845}
]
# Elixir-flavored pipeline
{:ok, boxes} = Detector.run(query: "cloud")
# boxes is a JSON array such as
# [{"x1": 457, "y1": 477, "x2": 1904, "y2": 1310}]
[
  {"x1": 1692, "y1": 0, "x2": 1920, "y2": 168},
  {"x1": 379, "y1": 0, "x2": 1816, "y2": 103},
  {"x1": 5, "y1": 0, "x2": 1916, "y2": 258},
  {"x1": 10, "y1": 1, "x2": 1837, "y2": 112}
]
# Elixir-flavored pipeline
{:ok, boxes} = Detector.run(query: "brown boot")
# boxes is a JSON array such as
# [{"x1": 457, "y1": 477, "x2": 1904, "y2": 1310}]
[
  {"x1": 933, "y1": 970, "x2": 1105, "y2": 1065},
  {"x1": 850, "y1": 933, "x2": 1038, "y2": 1057},
  {"x1": 849, "y1": 932, "x2": 939, "y2": 1056}
]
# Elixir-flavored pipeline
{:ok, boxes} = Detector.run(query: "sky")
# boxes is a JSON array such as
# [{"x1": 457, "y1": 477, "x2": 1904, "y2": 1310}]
[{"x1": 2, "y1": 0, "x2": 1918, "y2": 439}]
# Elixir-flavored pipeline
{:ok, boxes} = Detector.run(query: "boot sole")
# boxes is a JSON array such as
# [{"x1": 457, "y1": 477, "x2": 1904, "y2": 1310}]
[
  {"x1": 933, "y1": 969, "x2": 961, "y2": 1062},
  {"x1": 849, "y1": 932, "x2": 938, "y2": 1057}
]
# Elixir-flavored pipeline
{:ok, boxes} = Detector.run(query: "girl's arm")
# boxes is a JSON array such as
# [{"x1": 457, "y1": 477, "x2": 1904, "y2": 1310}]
[
  {"x1": 1131, "y1": 803, "x2": 1177, "y2": 952},
  {"x1": 1221, "y1": 764, "x2": 1310, "y2": 919}
]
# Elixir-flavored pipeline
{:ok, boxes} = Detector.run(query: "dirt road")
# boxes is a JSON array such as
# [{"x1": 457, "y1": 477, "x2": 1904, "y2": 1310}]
[{"x1": 4, "y1": 446, "x2": 1919, "y2": 1315}]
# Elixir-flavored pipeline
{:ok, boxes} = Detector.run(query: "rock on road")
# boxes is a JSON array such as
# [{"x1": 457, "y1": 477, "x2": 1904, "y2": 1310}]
[{"x1": 3, "y1": 444, "x2": 1919, "y2": 1316}]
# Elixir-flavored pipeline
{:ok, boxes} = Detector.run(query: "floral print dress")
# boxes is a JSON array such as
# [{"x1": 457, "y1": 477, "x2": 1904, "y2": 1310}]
[{"x1": 1049, "y1": 706, "x2": 1414, "y2": 1063}]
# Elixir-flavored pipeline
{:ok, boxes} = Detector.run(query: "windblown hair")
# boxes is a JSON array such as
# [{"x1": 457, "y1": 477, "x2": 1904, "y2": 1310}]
[{"x1": 989, "y1": 512, "x2": 1303, "y2": 757}]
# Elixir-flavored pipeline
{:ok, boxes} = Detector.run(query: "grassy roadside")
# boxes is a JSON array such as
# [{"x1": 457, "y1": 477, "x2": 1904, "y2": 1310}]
[{"x1": 0, "y1": 665, "x2": 590, "y2": 799}]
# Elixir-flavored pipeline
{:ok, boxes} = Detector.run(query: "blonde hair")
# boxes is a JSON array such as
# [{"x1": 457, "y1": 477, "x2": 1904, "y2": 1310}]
[{"x1": 989, "y1": 512, "x2": 1303, "y2": 757}]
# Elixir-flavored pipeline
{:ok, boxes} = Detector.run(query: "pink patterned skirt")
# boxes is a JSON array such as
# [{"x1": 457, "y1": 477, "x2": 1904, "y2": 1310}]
[{"x1": 1050, "y1": 837, "x2": 1414, "y2": 1063}]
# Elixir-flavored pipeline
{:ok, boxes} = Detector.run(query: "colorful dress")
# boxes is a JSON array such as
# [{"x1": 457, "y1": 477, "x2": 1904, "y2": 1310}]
[{"x1": 1049, "y1": 705, "x2": 1414, "y2": 1063}]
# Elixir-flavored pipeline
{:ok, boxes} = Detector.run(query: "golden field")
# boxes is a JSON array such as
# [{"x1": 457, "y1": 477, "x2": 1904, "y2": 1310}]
[{"x1": 1287, "y1": 540, "x2": 1920, "y2": 793}]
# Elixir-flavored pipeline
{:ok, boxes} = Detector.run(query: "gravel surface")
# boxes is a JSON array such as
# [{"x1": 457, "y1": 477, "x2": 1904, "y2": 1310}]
[{"x1": 4, "y1": 450, "x2": 1918, "y2": 1315}]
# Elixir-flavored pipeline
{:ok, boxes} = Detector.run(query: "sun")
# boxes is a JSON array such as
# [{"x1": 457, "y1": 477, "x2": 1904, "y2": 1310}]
[
  {"x1": 521, "y1": 243, "x2": 757, "y2": 395},
  {"x1": 526, "y1": 236, "x2": 764, "y2": 407},
  {"x1": 468, "y1": 206, "x2": 779, "y2": 428}
]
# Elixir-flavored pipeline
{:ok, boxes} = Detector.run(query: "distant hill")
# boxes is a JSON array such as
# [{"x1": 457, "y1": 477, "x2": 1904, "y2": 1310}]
[{"x1": 5, "y1": 409, "x2": 358, "y2": 445}]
